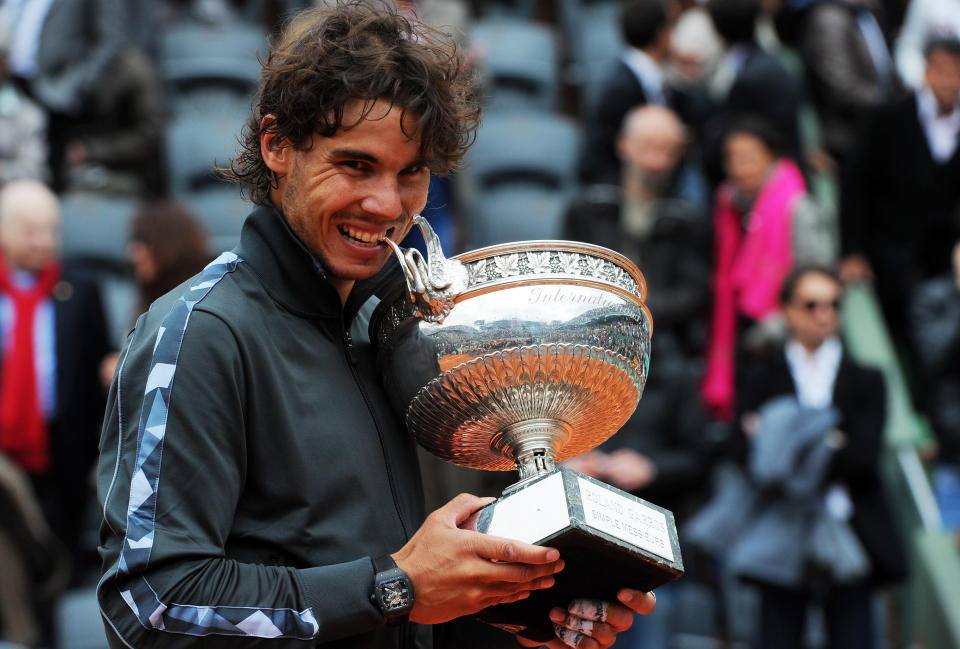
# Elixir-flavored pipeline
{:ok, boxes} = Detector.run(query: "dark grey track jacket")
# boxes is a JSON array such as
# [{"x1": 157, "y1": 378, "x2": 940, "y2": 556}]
[{"x1": 96, "y1": 206, "x2": 510, "y2": 649}]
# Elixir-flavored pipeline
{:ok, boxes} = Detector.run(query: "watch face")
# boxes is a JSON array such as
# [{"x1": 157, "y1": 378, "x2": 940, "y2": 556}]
[{"x1": 380, "y1": 577, "x2": 411, "y2": 612}]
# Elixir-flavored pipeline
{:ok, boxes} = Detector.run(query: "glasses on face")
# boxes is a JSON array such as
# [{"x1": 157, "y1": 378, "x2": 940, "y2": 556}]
[{"x1": 793, "y1": 299, "x2": 840, "y2": 313}]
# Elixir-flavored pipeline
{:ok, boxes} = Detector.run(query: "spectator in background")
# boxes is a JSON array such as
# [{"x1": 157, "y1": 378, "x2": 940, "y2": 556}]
[
  {"x1": 909, "y1": 242, "x2": 960, "y2": 547},
  {"x1": 840, "y1": 36, "x2": 960, "y2": 347},
  {"x1": 894, "y1": 0, "x2": 960, "y2": 89},
  {"x1": 0, "y1": 450, "x2": 68, "y2": 646},
  {"x1": 731, "y1": 266, "x2": 906, "y2": 649},
  {"x1": 5, "y1": 0, "x2": 167, "y2": 196},
  {"x1": 128, "y1": 201, "x2": 211, "y2": 317},
  {"x1": 0, "y1": 8, "x2": 46, "y2": 186},
  {"x1": 565, "y1": 104, "x2": 711, "y2": 360},
  {"x1": 578, "y1": 0, "x2": 678, "y2": 185},
  {"x1": 799, "y1": 0, "x2": 900, "y2": 164},
  {"x1": 99, "y1": 201, "x2": 212, "y2": 387},
  {"x1": 702, "y1": 0, "x2": 804, "y2": 184},
  {"x1": 0, "y1": 179, "x2": 110, "y2": 576},
  {"x1": 702, "y1": 117, "x2": 833, "y2": 421},
  {"x1": 565, "y1": 350, "x2": 712, "y2": 649}
]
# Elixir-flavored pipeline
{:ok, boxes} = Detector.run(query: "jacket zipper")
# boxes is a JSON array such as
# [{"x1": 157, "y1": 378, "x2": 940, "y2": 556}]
[{"x1": 340, "y1": 322, "x2": 412, "y2": 541}]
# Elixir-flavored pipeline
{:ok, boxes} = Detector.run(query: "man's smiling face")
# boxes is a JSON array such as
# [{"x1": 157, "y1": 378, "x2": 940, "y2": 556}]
[{"x1": 264, "y1": 100, "x2": 430, "y2": 301}]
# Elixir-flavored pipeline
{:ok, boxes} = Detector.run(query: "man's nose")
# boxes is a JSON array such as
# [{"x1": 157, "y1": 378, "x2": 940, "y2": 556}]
[{"x1": 360, "y1": 175, "x2": 403, "y2": 219}]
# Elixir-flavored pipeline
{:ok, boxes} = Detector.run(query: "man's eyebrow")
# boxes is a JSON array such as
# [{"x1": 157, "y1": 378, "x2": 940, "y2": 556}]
[
  {"x1": 331, "y1": 149, "x2": 429, "y2": 169},
  {"x1": 331, "y1": 149, "x2": 379, "y2": 163}
]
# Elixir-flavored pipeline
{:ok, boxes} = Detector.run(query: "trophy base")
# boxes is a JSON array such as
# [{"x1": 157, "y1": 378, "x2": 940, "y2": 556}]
[{"x1": 471, "y1": 466, "x2": 684, "y2": 642}]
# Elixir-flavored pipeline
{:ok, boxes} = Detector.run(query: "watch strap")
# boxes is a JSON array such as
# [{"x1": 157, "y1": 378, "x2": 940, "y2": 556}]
[{"x1": 371, "y1": 554, "x2": 414, "y2": 626}]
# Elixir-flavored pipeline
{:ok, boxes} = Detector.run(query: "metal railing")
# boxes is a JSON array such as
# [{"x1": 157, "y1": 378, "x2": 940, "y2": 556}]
[{"x1": 841, "y1": 283, "x2": 960, "y2": 649}]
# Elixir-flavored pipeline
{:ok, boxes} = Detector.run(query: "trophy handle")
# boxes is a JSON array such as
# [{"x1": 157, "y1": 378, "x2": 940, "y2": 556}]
[{"x1": 384, "y1": 215, "x2": 467, "y2": 323}]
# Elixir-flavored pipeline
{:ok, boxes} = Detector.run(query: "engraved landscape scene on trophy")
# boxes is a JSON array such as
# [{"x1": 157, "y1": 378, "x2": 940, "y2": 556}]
[{"x1": 426, "y1": 286, "x2": 649, "y2": 382}]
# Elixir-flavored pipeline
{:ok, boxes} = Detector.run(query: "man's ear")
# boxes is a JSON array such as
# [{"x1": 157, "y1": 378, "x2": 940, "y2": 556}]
[
  {"x1": 615, "y1": 134, "x2": 629, "y2": 164},
  {"x1": 260, "y1": 114, "x2": 292, "y2": 175}
]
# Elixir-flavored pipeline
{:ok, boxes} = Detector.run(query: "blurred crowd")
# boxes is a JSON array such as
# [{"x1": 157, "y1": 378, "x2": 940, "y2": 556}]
[{"x1": 0, "y1": 0, "x2": 958, "y2": 647}]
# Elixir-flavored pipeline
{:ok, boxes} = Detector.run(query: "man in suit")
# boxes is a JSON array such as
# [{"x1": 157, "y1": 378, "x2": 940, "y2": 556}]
[
  {"x1": 565, "y1": 104, "x2": 711, "y2": 360},
  {"x1": 840, "y1": 36, "x2": 960, "y2": 345},
  {"x1": 4, "y1": 0, "x2": 165, "y2": 194},
  {"x1": 734, "y1": 266, "x2": 907, "y2": 649},
  {"x1": 799, "y1": 0, "x2": 900, "y2": 164},
  {"x1": 702, "y1": 0, "x2": 804, "y2": 184},
  {"x1": 578, "y1": 0, "x2": 678, "y2": 185},
  {"x1": 0, "y1": 179, "x2": 110, "y2": 570}
]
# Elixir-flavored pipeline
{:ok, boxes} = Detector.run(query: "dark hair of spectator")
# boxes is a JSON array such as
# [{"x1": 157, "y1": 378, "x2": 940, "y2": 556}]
[
  {"x1": 130, "y1": 201, "x2": 210, "y2": 314},
  {"x1": 779, "y1": 264, "x2": 842, "y2": 305},
  {"x1": 221, "y1": 0, "x2": 481, "y2": 207},
  {"x1": 725, "y1": 115, "x2": 785, "y2": 158},
  {"x1": 707, "y1": 0, "x2": 760, "y2": 45},
  {"x1": 924, "y1": 35, "x2": 960, "y2": 60},
  {"x1": 620, "y1": 0, "x2": 668, "y2": 50}
]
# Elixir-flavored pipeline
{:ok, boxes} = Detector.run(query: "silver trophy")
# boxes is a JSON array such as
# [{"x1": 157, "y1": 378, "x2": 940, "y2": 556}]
[{"x1": 372, "y1": 217, "x2": 683, "y2": 640}]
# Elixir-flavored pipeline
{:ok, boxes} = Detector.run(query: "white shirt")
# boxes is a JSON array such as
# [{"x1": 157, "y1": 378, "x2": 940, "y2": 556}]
[
  {"x1": 708, "y1": 43, "x2": 748, "y2": 102},
  {"x1": 917, "y1": 87, "x2": 960, "y2": 163},
  {"x1": 785, "y1": 336, "x2": 842, "y2": 409},
  {"x1": 5, "y1": 0, "x2": 57, "y2": 79},
  {"x1": 784, "y1": 336, "x2": 853, "y2": 520},
  {"x1": 621, "y1": 47, "x2": 667, "y2": 105}
]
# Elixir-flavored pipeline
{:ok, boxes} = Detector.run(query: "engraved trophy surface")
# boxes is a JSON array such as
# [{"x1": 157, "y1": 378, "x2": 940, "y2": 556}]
[{"x1": 372, "y1": 217, "x2": 683, "y2": 640}]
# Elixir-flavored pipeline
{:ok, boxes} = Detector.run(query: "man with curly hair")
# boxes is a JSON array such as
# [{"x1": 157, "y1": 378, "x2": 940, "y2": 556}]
[{"x1": 95, "y1": 3, "x2": 654, "y2": 648}]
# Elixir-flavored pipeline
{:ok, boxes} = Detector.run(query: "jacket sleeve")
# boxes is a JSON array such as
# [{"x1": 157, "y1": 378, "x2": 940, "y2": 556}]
[
  {"x1": 829, "y1": 366, "x2": 886, "y2": 484},
  {"x1": 801, "y1": 5, "x2": 885, "y2": 113},
  {"x1": 33, "y1": 0, "x2": 126, "y2": 113},
  {"x1": 97, "y1": 310, "x2": 385, "y2": 648}
]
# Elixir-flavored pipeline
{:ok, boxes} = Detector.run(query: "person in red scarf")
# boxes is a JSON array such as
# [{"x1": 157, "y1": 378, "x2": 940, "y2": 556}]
[
  {"x1": 702, "y1": 117, "x2": 834, "y2": 421},
  {"x1": 0, "y1": 179, "x2": 110, "y2": 577}
]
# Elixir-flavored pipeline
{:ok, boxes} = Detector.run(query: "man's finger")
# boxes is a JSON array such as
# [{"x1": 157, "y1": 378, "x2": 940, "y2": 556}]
[
  {"x1": 435, "y1": 493, "x2": 496, "y2": 526},
  {"x1": 566, "y1": 599, "x2": 608, "y2": 622},
  {"x1": 549, "y1": 609, "x2": 617, "y2": 646},
  {"x1": 553, "y1": 625, "x2": 586, "y2": 648},
  {"x1": 566, "y1": 598, "x2": 633, "y2": 631},
  {"x1": 487, "y1": 558, "x2": 565, "y2": 585},
  {"x1": 484, "y1": 575, "x2": 556, "y2": 597},
  {"x1": 618, "y1": 588, "x2": 657, "y2": 615},
  {"x1": 475, "y1": 535, "x2": 561, "y2": 565}
]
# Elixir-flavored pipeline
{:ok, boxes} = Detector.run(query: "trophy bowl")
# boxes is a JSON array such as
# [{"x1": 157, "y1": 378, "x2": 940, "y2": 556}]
[{"x1": 371, "y1": 217, "x2": 682, "y2": 639}]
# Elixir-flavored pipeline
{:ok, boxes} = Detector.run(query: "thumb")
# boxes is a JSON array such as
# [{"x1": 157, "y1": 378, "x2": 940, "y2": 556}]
[{"x1": 437, "y1": 493, "x2": 496, "y2": 527}]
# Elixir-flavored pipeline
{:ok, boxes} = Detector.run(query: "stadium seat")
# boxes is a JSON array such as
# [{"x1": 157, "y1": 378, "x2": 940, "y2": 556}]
[
  {"x1": 59, "y1": 191, "x2": 140, "y2": 268},
  {"x1": 469, "y1": 17, "x2": 560, "y2": 112}
]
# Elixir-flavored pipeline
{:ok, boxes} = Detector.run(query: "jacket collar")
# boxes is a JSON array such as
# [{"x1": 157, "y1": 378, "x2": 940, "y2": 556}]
[{"x1": 235, "y1": 205, "x2": 402, "y2": 321}]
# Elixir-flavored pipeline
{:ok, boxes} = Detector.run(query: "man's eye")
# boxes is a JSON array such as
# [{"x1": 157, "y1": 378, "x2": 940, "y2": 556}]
[
  {"x1": 402, "y1": 165, "x2": 426, "y2": 176},
  {"x1": 341, "y1": 161, "x2": 370, "y2": 171}
]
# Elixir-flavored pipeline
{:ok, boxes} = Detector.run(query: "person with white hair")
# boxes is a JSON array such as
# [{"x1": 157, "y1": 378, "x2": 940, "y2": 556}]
[{"x1": 0, "y1": 179, "x2": 110, "y2": 574}]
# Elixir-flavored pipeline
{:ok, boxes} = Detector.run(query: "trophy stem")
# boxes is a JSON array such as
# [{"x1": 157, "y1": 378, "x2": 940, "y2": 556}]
[{"x1": 490, "y1": 419, "x2": 572, "y2": 494}]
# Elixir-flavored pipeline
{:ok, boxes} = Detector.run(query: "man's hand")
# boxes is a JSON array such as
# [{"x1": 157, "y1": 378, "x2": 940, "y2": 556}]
[
  {"x1": 516, "y1": 590, "x2": 657, "y2": 648},
  {"x1": 392, "y1": 493, "x2": 565, "y2": 625},
  {"x1": 838, "y1": 254, "x2": 873, "y2": 284},
  {"x1": 603, "y1": 449, "x2": 656, "y2": 492},
  {"x1": 562, "y1": 451, "x2": 608, "y2": 478}
]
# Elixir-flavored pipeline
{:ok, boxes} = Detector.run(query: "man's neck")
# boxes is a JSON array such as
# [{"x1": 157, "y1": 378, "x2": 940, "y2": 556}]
[
  {"x1": 642, "y1": 45, "x2": 664, "y2": 64},
  {"x1": 330, "y1": 278, "x2": 354, "y2": 305}
]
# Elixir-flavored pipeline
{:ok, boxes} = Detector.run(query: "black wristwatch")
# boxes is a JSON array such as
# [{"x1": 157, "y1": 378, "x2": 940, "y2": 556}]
[{"x1": 371, "y1": 554, "x2": 414, "y2": 625}]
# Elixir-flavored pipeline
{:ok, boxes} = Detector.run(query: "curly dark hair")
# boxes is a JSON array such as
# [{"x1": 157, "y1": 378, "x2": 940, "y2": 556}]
[{"x1": 222, "y1": 0, "x2": 481, "y2": 206}]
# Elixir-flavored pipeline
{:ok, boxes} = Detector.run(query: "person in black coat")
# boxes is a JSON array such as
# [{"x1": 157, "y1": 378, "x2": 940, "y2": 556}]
[
  {"x1": 578, "y1": 0, "x2": 679, "y2": 185},
  {"x1": 565, "y1": 104, "x2": 711, "y2": 360},
  {"x1": 733, "y1": 266, "x2": 907, "y2": 649},
  {"x1": 0, "y1": 180, "x2": 110, "y2": 567},
  {"x1": 840, "y1": 37, "x2": 960, "y2": 347},
  {"x1": 701, "y1": 0, "x2": 805, "y2": 184}
]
